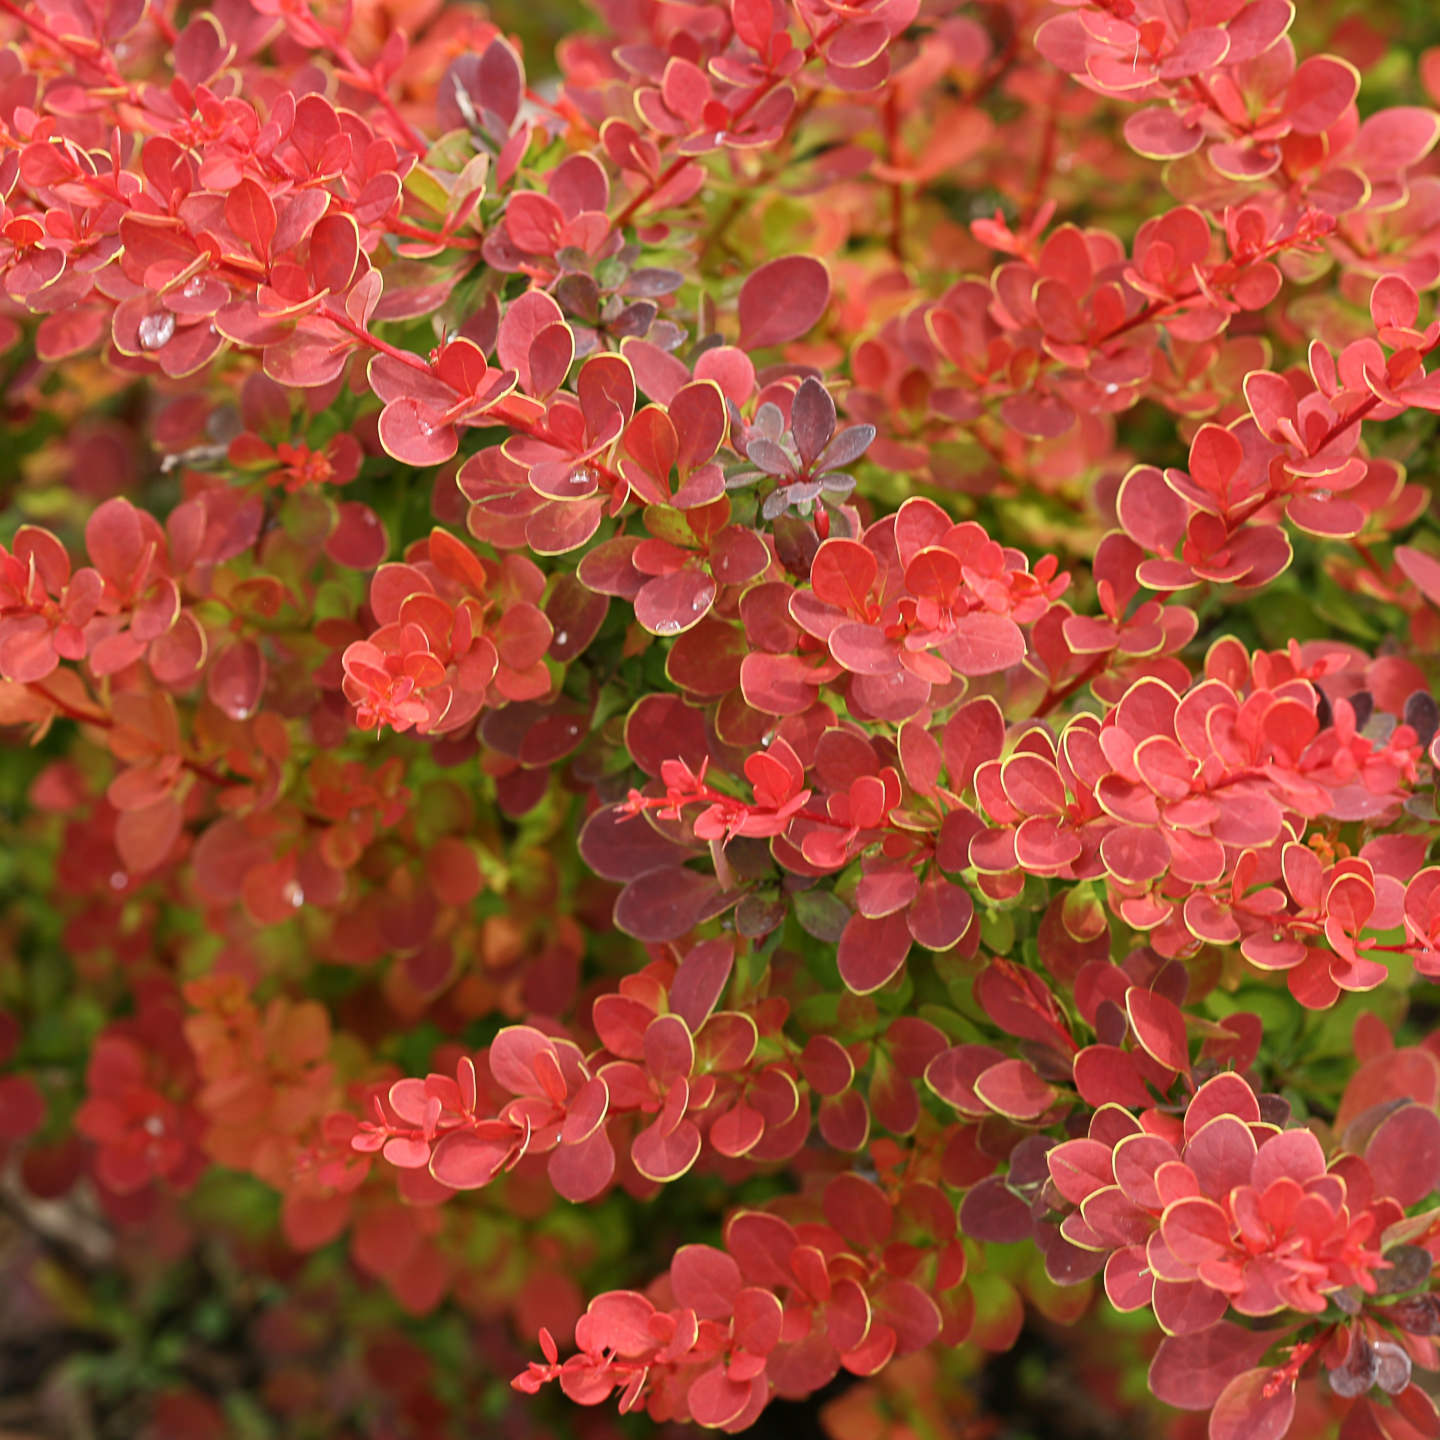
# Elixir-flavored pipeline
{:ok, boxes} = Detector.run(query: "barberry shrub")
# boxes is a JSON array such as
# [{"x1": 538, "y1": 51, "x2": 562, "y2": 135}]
[{"x1": 8, "y1": 0, "x2": 1440, "y2": 1436}]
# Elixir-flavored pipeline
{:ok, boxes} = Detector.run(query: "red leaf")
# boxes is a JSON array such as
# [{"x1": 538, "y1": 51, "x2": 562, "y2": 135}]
[
  {"x1": 1047, "y1": 1138, "x2": 1114, "y2": 1204},
  {"x1": 1285, "y1": 54, "x2": 1359, "y2": 136},
  {"x1": 1185, "y1": 1115, "x2": 1256, "y2": 1197},
  {"x1": 326, "y1": 503, "x2": 388, "y2": 569},
  {"x1": 1104, "y1": 1248, "x2": 1154, "y2": 1311},
  {"x1": 489, "y1": 1026, "x2": 556, "y2": 1096},
  {"x1": 809, "y1": 538, "x2": 877, "y2": 615},
  {"x1": 309, "y1": 212, "x2": 360, "y2": 292},
  {"x1": 548, "y1": 1125, "x2": 615, "y2": 1202},
  {"x1": 733, "y1": 1286, "x2": 783, "y2": 1353},
  {"x1": 1160, "y1": 1195, "x2": 1231, "y2": 1263},
  {"x1": 114, "y1": 797, "x2": 183, "y2": 875},
  {"x1": 1074, "y1": 1045, "x2": 1153, "y2": 1107},
  {"x1": 378, "y1": 398, "x2": 458, "y2": 466},
  {"x1": 732, "y1": 0, "x2": 774, "y2": 54},
  {"x1": 941, "y1": 612, "x2": 1026, "y2": 675},
  {"x1": 1210, "y1": 1367, "x2": 1295, "y2": 1440},
  {"x1": 1101, "y1": 824, "x2": 1170, "y2": 882},
  {"x1": 959, "y1": 1176, "x2": 1034, "y2": 1243},
  {"x1": 1366, "y1": 1104, "x2": 1440, "y2": 1206},
  {"x1": 823, "y1": 1173, "x2": 893, "y2": 1249},
  {"x1": 1125, "y1": 987, "x2": 1189, "y2": 1073},
  {"x1": 669, "y1": 938, "x2": 734, "y2": 1031},
  {"x1": 943, "y1": 696, "x2": 1005, "y2": 791},
  {"x1": 631, "y1": 1115, "x2": 701, "y2": 1181},
  {"x1": 972, "y1": 1058, "x2": 1058, "y2": 1120},
  {"x1": 615, "y1": 869, "x2": 729, "y2": 942},
  {"x1": 644, "y1": 1013, "x2": 695, "y2": 1084},
  {"x1": 498, "y1": 291, "x2": 565, "y2": 392},
  {"x1": 1125, "y1": 107, "x2": 1204, "y2": 158},
  {"x1": 837, "y1": 909, "x2": 911, "y2": 994},
  {"x1": 1372, "y1": 274, "x2": 1420, "y2": 333},
  {"x1": 623, "y1": 692, "x2": 710, "y2": 777},
  {"x1": 226, "y1": 178, "x2": 276, "y2": 259},
  {"x1": 429, "y1": 1128, "x2": 513, "y2": 1189},
  {"x1": 669, "y1": 381, "x2": 728, "y2": 474},
  {"x1": 264, "y1": 328, "x2": 349, "y2": 388},
  {"x1": 634, "y1": 567, "x2": 716, "y2": 636},
  {"x1": 528, "y1": 322, "x2": 574, "y2": 399},
  {"x1": 906, "y1": 875, "x2": 974, "y2": 950},
  {"x1": 1185, "y1": 1072, "x2": 1261, "y2": 1139},
  {"x1": 738, "y1": 256, "x2": 831, "y2": 348},
  {"x1": 671, "y1": 1243, "x2": 742, "y2": 1319},
  {"x1": 688, "y1": 1368, "x2": 756, "y2": 1429},
  {"x1": 1148, "y1": 1324, "x2": 1280, "y2": 1410},
  {"x1": 577, "y1": 1291, "x2": 657, "y2": 1358},
  {"x1": 207, "y1": 640, "x2": 267, "y2": 721},
  {"x1": 1397, "y1": 546, "x2": 1440, "y2": 608},
  {"x1": 507, "y1": 191, "x2": 565, "y2": 252}
]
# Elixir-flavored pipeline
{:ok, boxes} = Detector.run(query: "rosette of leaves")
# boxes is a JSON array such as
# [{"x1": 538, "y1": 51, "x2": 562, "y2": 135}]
[
  {"x1": 554, "y1": 249, "x2": 688, "y2": 355},
  {"x1": 726, "y1": 377, "x2": 874, "y2": 521}
]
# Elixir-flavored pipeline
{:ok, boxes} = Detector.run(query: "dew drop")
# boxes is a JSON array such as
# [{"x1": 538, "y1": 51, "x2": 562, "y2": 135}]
[
  {"x1": 110, "y1": 871, "x2": 128, "y2": 890},
  {"x1": 1313, "y1": 488, "x2": 1332, "y2": 501},
  {"x1": 712, "y1": 132, "x2": 725, "y2": 146},
  {"x1": 1104, "y1": 383, "x2": 1119, "y2": 395},
  {"x1": 555, "y1": 630, "x2": 568, "y2": 646},
  {"x1": 653, "y1": 618, "x2": 682, "y2": 635},
  {"x1": 144, "y1": 1114, "x2": 165, "y2": 1136},
  {"x1": 283, "y1": 881, "x2": 305, "y2": 909},
  {"x1": 182, "y1": 276, "x2": 205, "y2": 299},
  {"x1": 138, "y1": 311, "x2": 175, "y2": 351},
  {"x1": 567, "y1": 467, "x2": 595, "y2": 492}
]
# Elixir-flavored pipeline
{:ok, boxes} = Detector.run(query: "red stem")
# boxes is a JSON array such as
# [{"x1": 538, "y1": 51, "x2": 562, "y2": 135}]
[
  {"x1": 1034, "y1": 654, "x2": 1109, "y2": 719},
  {"x1": 884, "y1": 91, "x2": 905, "y2": 263},
  {"x1": 1022, "y1": 75, "x2": 1065, "y2": 226},
  {"x1": 26, "y1": 681, "x2": 232, "y2": 788}
]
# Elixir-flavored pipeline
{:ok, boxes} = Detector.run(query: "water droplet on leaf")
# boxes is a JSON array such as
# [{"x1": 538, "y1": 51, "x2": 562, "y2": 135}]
[{"x1": 138, "y1": 311, "x2": 175, "y2": 350}]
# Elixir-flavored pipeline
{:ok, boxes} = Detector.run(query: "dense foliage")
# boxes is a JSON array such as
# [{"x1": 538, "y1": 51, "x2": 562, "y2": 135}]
[{"x1": 8, "y1": 0, "x2": 1440, "y2": 1436}]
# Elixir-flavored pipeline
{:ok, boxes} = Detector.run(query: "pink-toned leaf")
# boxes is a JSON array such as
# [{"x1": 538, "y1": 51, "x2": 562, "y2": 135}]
[
  {"x1": 1125, "y1": 987, "x2": 1189, "y2": 1073},
  {"x1": 1210, "y1": 1367, "x2": 1295, "y2": 1440},
  {"x1": 548, "y1": 1125, "x2": 615, "y2": 1202},
  {"x1": 1366, "y1": 1104, "x2": 1440, "y2": 1206},
  {"x1": 973, "y1": 1059, "x2": 1058, "y2": 1121},
  {"x1": 1149, "y1": 1325, "x2": 1281, "y2": 1410},
  {"x1": 738, "y1": 257, "x2": 830, "y2": 349},
  {"x1": 671, "y1": 1244, "x2": 742, "y2": 1319}
]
